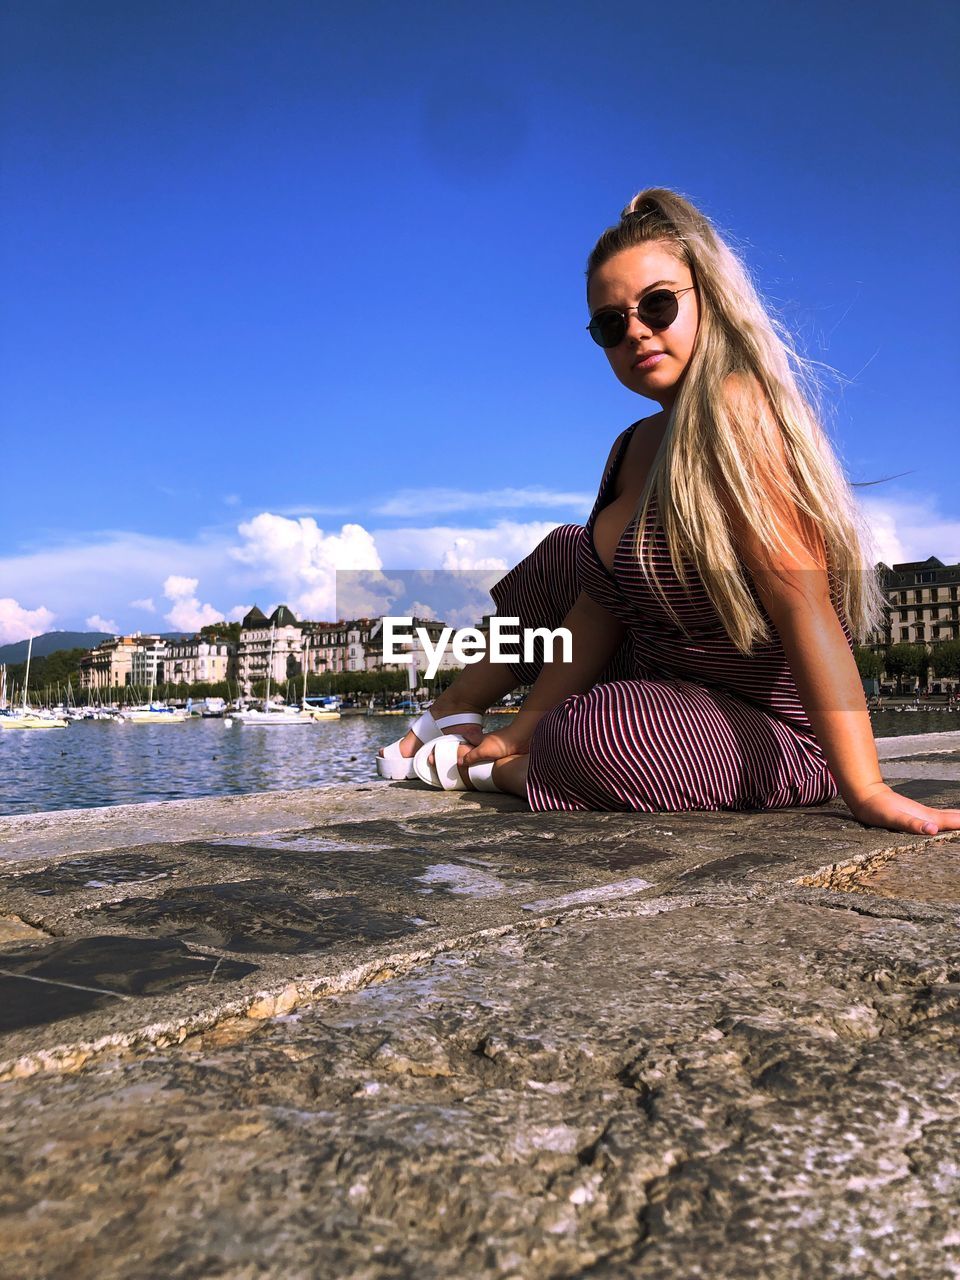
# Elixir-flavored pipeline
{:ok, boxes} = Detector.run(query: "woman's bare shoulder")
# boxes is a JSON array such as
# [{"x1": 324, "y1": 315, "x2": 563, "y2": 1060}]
[
  {"x1": 600, "y1": 428, "x2": 630, "y2": 477},
  {"x1": 599, "y1": 412, "x2": 663, "y2": 478}
]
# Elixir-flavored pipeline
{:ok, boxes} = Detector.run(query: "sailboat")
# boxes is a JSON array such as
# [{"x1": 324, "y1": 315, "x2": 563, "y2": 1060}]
[
  {"x1": 233, "y1": 623, "x2": 314, "y2": 726},
  {"x1": 0, "y1": 639, "x2": 68, "y2": 729},
  {"x1": 300, "y1": 633, "x2": 340, "y2": 720},
  {"x1": 119, "y1": 649, "x2": 187, "y2": 723}
]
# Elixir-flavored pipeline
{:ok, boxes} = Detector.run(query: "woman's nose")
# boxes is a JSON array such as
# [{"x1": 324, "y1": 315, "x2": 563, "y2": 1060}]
[{"x1": 624, "y1": 310, "x2": 652, "y2": 341}]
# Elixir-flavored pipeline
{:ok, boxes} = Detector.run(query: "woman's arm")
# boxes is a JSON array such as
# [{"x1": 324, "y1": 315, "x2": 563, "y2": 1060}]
[
  {"x1": 727, "y1": 379, "x2": 960, "y2": 835},
  {"x1": 752, "y1": 562, "x2": 959, "y2": 834}
]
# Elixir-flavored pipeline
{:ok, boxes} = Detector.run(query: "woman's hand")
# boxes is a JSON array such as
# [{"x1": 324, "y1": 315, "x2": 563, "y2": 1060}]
[
  {"x1": 460, "y1": 725, "x2": 531, "y2": 768},
  {"x1": 847, "y1": 781, "x2": 960, "y2": 836}
]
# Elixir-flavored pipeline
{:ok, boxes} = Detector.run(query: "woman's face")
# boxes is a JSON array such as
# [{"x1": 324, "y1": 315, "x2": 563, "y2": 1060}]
[{"x1": 587, "y1": 241, "x2": 699, "y2": 410}]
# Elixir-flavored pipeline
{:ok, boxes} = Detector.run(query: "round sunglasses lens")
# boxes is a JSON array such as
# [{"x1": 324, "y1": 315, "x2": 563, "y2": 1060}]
[
  {"x1": 638, "y1": 290, "x2": 679, "y2": 329},
  {"x1": 589, "y1": 312, "x2": 626, "y2": 348}
]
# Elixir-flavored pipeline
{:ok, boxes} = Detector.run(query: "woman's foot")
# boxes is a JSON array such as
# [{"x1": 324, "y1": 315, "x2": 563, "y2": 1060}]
[
  {"x1": 376, "y1": 696, "x2": 486, "y2": 766},
  {"x1": 455, "y1": 749, "x2": 528, "y2": 797},
  {"x1": 428, "y1": 740, "x2": 529, "y2": 797}
]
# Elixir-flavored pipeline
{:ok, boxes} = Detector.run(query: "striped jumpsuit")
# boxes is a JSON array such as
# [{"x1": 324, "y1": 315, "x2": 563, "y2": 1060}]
[{"x1": 489, "y1": 421, "x2": 840, "y2": 813}]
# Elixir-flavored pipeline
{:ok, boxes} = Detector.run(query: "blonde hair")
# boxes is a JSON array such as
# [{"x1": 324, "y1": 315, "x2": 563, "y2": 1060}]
[{"x1": 586, "y1": 187, "x2": 882, "y2": 652}]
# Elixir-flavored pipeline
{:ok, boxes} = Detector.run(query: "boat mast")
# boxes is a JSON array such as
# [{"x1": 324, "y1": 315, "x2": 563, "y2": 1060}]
[
  {"x1": 264, "y1": 623, "x2": 274, "y2": 708},
  {"x1": 302, "y1": 631, "x2": 309, "y2": 710},
  {"x1": 22, "y1": 636, "x2": 33, "y2": 712}
]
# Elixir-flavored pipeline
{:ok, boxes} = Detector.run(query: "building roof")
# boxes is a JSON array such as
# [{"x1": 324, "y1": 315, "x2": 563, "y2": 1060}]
[
  {"x1": 269, "y1": 604, "x2": 301, "y2": 628},
  {"x1": 890, "y1": 557, "x2": 946, "y2": 572},
  {"x1": 241, "y1": 605, "x2": 268, "y2": 627}
]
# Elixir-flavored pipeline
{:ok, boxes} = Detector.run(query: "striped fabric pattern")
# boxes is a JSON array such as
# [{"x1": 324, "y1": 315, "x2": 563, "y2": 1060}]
[{"x1": 489, "y1": 422, "x2": 840, "y2": 813}]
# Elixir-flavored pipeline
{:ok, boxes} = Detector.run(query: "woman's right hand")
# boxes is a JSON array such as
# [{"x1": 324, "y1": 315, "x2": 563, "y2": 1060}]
[{"x1": 460, "y1": 725, "x2": 531, "y2": 767}]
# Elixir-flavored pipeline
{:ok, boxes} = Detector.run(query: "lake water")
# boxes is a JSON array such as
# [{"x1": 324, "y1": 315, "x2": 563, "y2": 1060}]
[{"x1": 1, "y1": 709, "x2": 958, "y2": 819}]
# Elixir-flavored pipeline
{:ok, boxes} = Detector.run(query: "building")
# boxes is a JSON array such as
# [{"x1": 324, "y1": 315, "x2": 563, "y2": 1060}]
[
  {"x1": 237, "y1": 605, "x2": 306, "y2": 693},
  {"x1": 164, "y1": 637, "x2": 236, "y2": 688},
  {"x1": 868, "y1": 557, "x2": 960, "y2": 693},
  {"x1": 306, "y1": 620, "x2": 379, "y2": 679},
  {"x1": 306, "y1": 622, "x2": 350, "y2": 679},
  {"x1": 366, "y1": 616, "x2": 468, "y2": 678},
  {"x1": 872, "y1": 557, "x2": 960, "y2": 648},
  {"x1": 79, "y1": 635, "x2": 159, "y2": 691},
  {"x1": 130, "y1": 638, "x2": 167, "y2": 690}
]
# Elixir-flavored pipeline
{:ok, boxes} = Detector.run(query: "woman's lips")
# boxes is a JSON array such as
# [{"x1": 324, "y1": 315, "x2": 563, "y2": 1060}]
[{"x1": 633, "y1": 351, "x2": 665, "y2": 370}]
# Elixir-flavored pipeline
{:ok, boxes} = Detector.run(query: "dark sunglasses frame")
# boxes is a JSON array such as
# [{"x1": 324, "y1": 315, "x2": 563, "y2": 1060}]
[{"x1": 587, "y1": 286, "x2": 697, "y2": 348}]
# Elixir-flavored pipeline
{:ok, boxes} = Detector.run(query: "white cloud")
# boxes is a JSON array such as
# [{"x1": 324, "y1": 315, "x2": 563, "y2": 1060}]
[
  {"x1": 0, "y1": 599, "x2": 56, "y2": 645},
  {"x1": 232, "y1": 515, "x2": 382, "y2": 620},
  {"x1": 373, "y1": 487, "x2": 593, "y2": 518},
  {"x1": 407, "y1": 600, "x2": 438, "y2": 620},
  {"x1": 163, "y1": 575, "x2": 200, "y2": 601},
  {"x1": 14, "y1": 492, "x2": 957, "y2": 641},
  {"x1": 858, "y1": 493, "x2": 960, "y2": 566},
  {"x1": 0, "y1": 531, "x2": 232, "y2": 633},
  {"x1": 162, "y1": 575, "x2": 223, "y2": 632},
  {"x1": 373, "y1": 520, "x2": 562, "y2": 571},
  {"x1": 85, "y1": 614, "x2": 118, "y2": 634},
  {"x1": 227, "y1": 604, "x2": 252, "y2": 622}
]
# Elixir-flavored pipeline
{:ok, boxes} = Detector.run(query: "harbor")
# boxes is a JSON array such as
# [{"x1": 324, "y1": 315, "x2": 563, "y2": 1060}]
[{"x1": 0, "y1": 704, "x2": 957, "y2": 818}]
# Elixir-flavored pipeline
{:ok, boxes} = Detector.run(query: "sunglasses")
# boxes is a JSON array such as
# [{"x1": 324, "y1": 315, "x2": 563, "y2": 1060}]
[{"x1": 586, "y1": 286, "x2": 696, "y2": 348}]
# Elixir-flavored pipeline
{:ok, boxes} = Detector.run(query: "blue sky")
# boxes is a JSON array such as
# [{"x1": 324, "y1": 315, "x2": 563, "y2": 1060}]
[{"x1": 1, "y1": 0, "x2": 958, "y2": 640}]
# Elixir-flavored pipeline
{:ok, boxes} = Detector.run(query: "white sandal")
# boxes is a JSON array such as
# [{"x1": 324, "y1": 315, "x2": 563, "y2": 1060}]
[
  {"x1": 415, "y1": 733, "x2": 502, "y2": 792},
  {"x1": 376, "y1": 709, "x2": 484, "y2": 781}
]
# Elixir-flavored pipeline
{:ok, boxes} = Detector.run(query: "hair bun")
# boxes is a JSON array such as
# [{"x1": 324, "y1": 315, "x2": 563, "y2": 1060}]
[{"x1": 621, "y1": 193, "x2": 661, "y2": 221}]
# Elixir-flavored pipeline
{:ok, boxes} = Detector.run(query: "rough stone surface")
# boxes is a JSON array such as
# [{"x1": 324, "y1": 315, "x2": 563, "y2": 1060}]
[
  {"x1": 0, "y1": 741, "x2": 958, "y2": 1279},
  {"x1": 1, "y1": 898, "x2": 958, "y2": 1280}
]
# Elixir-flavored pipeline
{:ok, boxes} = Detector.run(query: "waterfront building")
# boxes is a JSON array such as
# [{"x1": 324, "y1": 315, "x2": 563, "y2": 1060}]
[
  {"x1": 79, "y1": 634, "x2": 159, "y2": 691},
  {"x1": 165, "y1": 637, "x2": 236, "y2": 688},
  {"x1": 129, "y1": 638, "x2": 167, "y2": 691},
  {"x1": 868, "y1": 557, "x2": 960, "y2": 692},
  {"x1": 366, "y1": 616, "x2": 465, "y2": 677},
  {"x1": 307, "y1": 620, "x2": 378, "y2": 678},
  {"x1": 237, "y1": 604, "x2": 306, "y2": 693}
]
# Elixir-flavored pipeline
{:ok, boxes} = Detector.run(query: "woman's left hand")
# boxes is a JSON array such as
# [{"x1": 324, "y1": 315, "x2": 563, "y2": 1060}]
[{"x1": 847, "y1": 782, "x2": 960, "y2": 836}]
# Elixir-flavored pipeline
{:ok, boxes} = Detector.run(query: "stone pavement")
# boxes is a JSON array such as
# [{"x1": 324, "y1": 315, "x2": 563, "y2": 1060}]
[{"x1": 0, "y1": 734, "x2": 958, "y2": 1279}]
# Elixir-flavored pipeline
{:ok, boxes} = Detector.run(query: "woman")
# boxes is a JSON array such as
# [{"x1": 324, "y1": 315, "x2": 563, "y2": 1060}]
[{"x1": 377, "y1": 188, "x2": 960, "y2": 837}]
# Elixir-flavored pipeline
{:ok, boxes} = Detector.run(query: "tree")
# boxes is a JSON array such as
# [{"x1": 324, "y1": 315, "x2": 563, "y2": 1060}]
[
  {"x1": 199, "y1": 621, "x2": 241, "y2": 644},
  {"x1": 5, "y1": 647, "x2": 88, "y2": 694},
  {"x1": 931, "y1": 640, "x2": 960, "y2": 681},
  {"x1": 852, "y1": 646, "x2": 882, "y2": 681},
  {"x1": 883, "y1": 643, "x2": 928, "y2": 693}
]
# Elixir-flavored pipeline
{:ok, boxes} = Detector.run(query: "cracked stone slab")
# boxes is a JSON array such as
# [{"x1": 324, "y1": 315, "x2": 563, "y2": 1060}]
[
  {"x1": 90, "y1": 880, "x2": 426, "y2": 954},
  {"x1": 0, "y1": 898, "x2": 957, "y2": 1279},
  {"x1": 1, "y1": 782, "x2": 957, "y2": 1073},
  {"x1": 0, "y1": 936, "x2": 256, "y2": 1034},
  {"x1": 806, "y1": 837, "x2": 960, "y2": 906}
]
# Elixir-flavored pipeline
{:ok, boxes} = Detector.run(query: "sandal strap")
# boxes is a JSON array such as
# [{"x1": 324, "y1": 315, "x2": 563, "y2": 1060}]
[
  {"x1": 468, "y1": 762, "x2": 501, "y2": 792},
  {"x1": 433, "y1": 712, "x2": 484, "y2": 729},
  {"x1": 432, "y1": 735, "x2": 468, "y2": 790}
]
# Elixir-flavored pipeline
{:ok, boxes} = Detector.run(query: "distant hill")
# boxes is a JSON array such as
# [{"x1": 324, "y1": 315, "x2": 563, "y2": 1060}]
[
  {"x1": 0, "y1": 630, "x2": 191, "y2": 664},
  {"x1": 0, "y1": 631, "x2": 111, "y2": 663}
]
